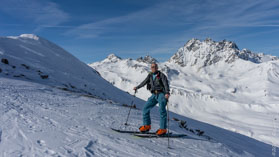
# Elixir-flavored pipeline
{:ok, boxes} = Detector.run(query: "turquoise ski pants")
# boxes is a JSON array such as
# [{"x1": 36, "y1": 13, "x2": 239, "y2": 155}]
[{"x1": 142, "y1": 93, "x2": 167, "y2": 129}]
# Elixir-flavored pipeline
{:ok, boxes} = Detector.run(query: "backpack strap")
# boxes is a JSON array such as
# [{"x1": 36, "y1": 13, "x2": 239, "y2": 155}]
[{"x1": 156, "y1": 71, "x2": 164, "y2": 89}]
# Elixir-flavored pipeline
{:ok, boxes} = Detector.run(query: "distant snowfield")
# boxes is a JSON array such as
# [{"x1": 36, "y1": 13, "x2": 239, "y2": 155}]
[
  {"x1": 90, "y1": 39, "x2": 279, "y2": 148},
  {"x1": 0, "y1": 78, "x2": 275, "y2": 157}
]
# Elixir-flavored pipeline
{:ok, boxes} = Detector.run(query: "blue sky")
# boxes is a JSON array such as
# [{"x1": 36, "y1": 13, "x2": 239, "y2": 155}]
[{"x1": 0, "y1": 0, "x2": 279, "y2": 63}]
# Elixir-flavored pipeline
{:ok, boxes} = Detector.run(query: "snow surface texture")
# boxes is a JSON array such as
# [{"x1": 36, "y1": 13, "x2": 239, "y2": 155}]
[
  {"x1": 0, "y1": 34, "x2": 277, "y2": 156},
  {"x1": 0, "y1": 77, "x2": 276, "y2": 157},
  {"x1": 90, "y1": 38, "x2": 279, "y2": 148}
]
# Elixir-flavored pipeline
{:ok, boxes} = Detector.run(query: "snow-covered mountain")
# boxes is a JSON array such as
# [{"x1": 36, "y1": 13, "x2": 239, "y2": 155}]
[
  {"x1": 169, "y1": 38, "x2": 278, "y2": 68},
  {"x1": 90, "y1": 38, "x2": 279, "y2": 147},
  {"x1": 0, "y1": 34, "x2": 277, "y2": 156},
  {"x1": 0, "y1": 34, "x2": 136, "y2": 104}
]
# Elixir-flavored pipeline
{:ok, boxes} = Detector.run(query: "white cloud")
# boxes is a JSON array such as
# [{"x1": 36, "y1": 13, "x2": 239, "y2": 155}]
[
  {"x1": 0, "y1": 0, "x2": 69, "y2": 29},
  {"x1": 65, "y1": 0, "x2": 279, "y2": 39}
]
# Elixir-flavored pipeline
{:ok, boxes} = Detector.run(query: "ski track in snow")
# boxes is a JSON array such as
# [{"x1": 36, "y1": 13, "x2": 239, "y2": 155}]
[{"x1": 0, "y1": 78, "x2": 277, "y2": 157}]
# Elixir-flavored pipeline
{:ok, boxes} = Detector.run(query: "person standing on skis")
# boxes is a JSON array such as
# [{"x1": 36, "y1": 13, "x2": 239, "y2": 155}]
[{"x1": 133, "y1": 62, "x2": 170, "y2": 136}]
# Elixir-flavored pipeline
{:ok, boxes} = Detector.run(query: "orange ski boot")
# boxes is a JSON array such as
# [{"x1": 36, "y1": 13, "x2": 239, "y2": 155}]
[
  {"x1": 139, "y1": 125, "x2": 151, "y2": 133},
  {"x1": 156, "y1": 129, "x2": 167, "y2": 136}
]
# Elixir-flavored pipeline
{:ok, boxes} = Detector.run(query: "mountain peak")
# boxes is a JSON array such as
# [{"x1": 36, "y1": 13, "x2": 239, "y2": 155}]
[
  {"x1": 136, "y1": 55, "x2": 158, "y2": 64},
  {"x1": 106, "y1": 53, "x2": 122, "y2": 62},
  {"x1": 184, "y1": 38, "x2": 239, "y2": 52},
  {"x1": 169, "y1": 38, "x2": 276, "y2": 67},
  {"x1": 184, "y1": 38, "x2": 201, "y2": 50}
]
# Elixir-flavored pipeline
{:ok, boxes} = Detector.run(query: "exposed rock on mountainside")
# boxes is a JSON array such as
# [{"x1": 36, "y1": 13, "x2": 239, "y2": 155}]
[{"x1": 169, "y1": 38, "x2": 278, "y2": 68}]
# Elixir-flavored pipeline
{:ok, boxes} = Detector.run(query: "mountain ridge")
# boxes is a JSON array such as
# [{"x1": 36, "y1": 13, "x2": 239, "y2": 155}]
[
  {"x1": 90, "y1": 38, "x2": 279, "y2": 147},
  {"x1": 169, "y1": 38, "x2": 278, "y2": 68},
  {"x1": 101, "y1": 38, "x2": 278, "y2": 69}
]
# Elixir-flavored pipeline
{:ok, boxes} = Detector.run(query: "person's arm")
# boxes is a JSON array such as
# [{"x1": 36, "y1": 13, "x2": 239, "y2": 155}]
[
  {"x1": 135, "y1": 74, "x2": 150, "y2": 90},
  {"x1": 161, "y1": 73, "x2": 170, "y2": 95}
]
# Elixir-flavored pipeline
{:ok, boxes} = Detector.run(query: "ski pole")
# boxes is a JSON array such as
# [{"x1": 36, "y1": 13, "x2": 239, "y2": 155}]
[
  {"x1": 167, "y1": 99, "x2": 171, "y2": 149},
  {"x1": 124, "y1": 89, "x2": 137, "y2": 126}
]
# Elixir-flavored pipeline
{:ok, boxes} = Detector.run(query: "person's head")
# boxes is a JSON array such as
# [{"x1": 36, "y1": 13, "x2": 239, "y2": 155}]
[{"x1": 151, "y1": 62, "x2": 158, "y2": 73}]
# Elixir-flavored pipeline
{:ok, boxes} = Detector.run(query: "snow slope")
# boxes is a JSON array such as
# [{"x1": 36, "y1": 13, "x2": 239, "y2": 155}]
[
  {"x1": 0, "y1": 77, "x2": 276, "y2": 157},
  {"x1": 89, "y1": 38, "x2": 279, "y2": 147},
  {"x1": 0, "y1": 34, "x2": 277, "y2": 156},
  {"x1": 0, "y1": 34, "x2": 134, "y2": 104}
]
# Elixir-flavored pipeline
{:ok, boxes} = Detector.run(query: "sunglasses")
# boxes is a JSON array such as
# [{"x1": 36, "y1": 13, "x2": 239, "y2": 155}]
[{"x1": 151, "y1": 66, "x2": 156, "y2": 68}]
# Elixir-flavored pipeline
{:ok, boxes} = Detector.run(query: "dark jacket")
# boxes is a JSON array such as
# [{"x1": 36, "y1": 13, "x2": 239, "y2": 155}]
[{"x1": 136, "y1": 71, "x2": 170, "y2": 94}]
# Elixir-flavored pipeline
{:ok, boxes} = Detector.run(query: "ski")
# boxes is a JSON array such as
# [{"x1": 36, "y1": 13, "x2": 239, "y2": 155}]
[
  {"x1": 133, "y1": 133, "x2": 187, "y2": 138},
  {"x1": 111, "y1": 128, "x2": 156, "y2": 134}
]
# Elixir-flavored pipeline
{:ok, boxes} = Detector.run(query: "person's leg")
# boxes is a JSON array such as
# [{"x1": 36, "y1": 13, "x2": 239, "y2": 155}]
[
  {"x1": 142, "y1": 94, "x2": 158, "y2": 126},
  {"x1": 157, "y1": 93, "x2": 167, "y2": 129}
]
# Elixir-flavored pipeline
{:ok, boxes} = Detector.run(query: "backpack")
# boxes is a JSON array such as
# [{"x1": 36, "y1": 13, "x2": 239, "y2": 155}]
[{"x1": 146, "y1": 72, "x2": 152, "y2": 91}]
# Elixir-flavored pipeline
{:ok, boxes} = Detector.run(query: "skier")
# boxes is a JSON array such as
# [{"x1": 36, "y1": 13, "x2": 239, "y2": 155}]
[{"x1": 133, "y1": 62, "x2": 170, "y2": 136}]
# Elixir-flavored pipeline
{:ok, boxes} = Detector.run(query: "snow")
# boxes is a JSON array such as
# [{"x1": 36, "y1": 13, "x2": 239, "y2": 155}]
[
  {"x1": 7, "y1": 34, "x2": 40, "y2": 40},
  {"x1": 0, "y1": 77, "x2": 275, "y2": 157},
  {"x1": 89, "y1": 38, "x2": 279, "y2": 148},
  {"x1": 19, "y1": 44, "x2": 45, "y2": 57},
  {"x1": 0, "y1": 34, "x2": 278, "y2": 156},
  {"x1": 0, "y1": 34, "x2": 134, "y2": 105},
  {"x1": 168, "y1": 38, "x2": 277, "y2": 67},
  {"x1": 19, "y1": 34, "x2": 40, "y2": 40}
]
